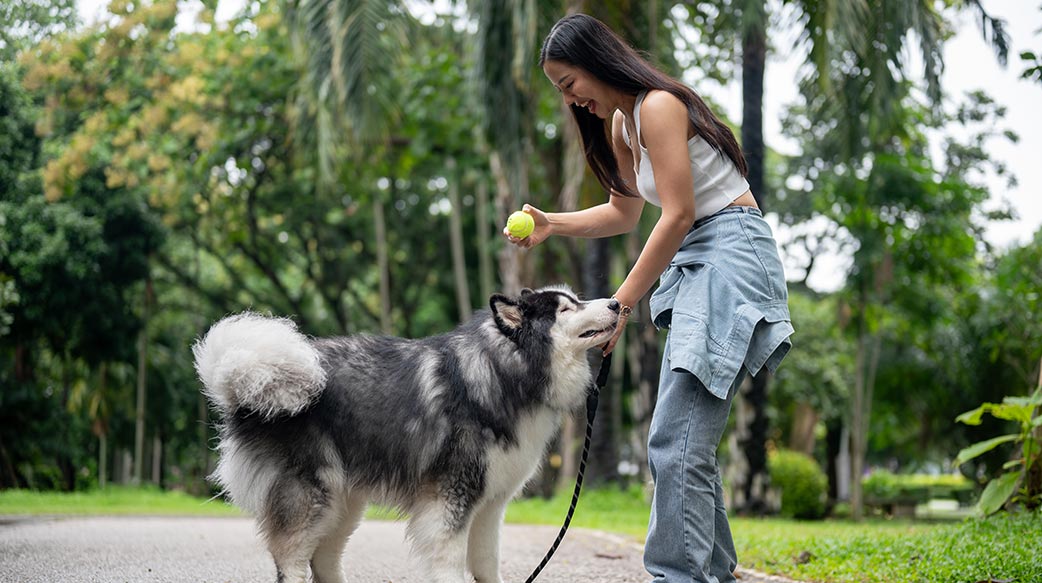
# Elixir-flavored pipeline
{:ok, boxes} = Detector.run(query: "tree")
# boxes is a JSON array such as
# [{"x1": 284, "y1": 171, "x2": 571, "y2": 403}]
[{"x1": 781, "y1": 28, "x2": 1016, "y2": 516}]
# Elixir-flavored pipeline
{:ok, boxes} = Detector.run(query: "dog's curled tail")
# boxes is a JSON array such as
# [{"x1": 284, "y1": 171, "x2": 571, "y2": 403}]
[{"x1": 193, "y1": 312, "x2": 327, "y2": 419}]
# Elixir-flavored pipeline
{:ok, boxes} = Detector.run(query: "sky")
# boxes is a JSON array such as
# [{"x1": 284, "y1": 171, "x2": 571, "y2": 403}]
[{"x1": 74, "y1": 0, "x2": 1041, "y2": 292}]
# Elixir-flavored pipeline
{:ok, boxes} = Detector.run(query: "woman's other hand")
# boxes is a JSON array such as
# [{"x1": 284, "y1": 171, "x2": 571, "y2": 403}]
[
  {"x1": 502, "y1": 204, "x2": 551, "y2": 249},
  {"x1": 602, "y1": 307, "x2": 629, "y2": 356}
]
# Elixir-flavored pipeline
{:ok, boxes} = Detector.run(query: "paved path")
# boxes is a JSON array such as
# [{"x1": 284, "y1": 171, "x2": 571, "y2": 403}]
[{"x1": 0, "y1": 516, "x2": 797, "y2": 583}]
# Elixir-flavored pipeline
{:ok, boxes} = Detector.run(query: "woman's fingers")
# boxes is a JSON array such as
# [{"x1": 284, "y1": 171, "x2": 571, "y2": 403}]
[{"x1": 602, "y1": 314, "x2": 628, "y2": 356}]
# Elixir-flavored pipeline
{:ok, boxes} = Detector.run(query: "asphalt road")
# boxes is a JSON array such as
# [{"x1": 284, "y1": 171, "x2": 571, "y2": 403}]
[
  {"x1": 0, "y1": 515, "x2": 651, "y2": 583},
  {"x1": 0, "y1": 515, "x2": 797, "y2": 583}
]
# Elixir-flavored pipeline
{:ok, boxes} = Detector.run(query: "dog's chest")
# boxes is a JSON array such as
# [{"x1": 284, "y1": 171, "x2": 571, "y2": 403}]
[{"x1": 483, "y1": 408, "x2": 560, "y2": 498}]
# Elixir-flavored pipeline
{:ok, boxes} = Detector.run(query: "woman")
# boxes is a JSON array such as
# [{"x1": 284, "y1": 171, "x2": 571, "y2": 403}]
[{"x1": 504, "y1": 13, "x2": 794, "y2": 583}]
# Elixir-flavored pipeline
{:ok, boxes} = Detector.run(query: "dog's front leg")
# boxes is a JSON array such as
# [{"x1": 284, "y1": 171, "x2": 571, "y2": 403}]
[
  {"x1": 407, "y1": 501, "x2": 471, "y2": 583},
  {"x1": 467, "y1": 496, "x2": 509, "y2": 583}
]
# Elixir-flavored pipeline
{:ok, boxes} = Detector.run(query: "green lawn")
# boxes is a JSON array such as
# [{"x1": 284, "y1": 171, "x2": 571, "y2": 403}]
[
  {"x1": 3, "y1": 486, "x2": 1039, "y2": 583},
  {"x1": 507, "y1": 486, "x2": 1042, "y2": 583},
  {"x1": 0, "y1": 486, "x2": 241, "y2": 517}
]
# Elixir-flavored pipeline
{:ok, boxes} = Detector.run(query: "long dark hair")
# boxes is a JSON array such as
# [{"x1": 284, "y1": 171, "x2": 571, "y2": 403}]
[{"x1": 540, "y1": 14, "x2": 748, "y2": 197}]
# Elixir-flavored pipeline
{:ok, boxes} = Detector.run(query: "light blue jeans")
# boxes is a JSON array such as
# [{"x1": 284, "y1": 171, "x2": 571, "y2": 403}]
[{"x1": 644, "y1": 332, "x2": 746, "y2": 583}]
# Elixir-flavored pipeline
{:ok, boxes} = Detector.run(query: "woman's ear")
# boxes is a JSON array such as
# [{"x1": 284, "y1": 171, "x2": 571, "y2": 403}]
[{"x1": 490, "y1": 294, "x2": 524, "y2": 332}]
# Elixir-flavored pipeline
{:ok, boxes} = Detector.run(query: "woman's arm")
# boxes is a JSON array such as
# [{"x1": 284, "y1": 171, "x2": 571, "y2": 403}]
[
  {"x1": 504, "y1": 110, "x2": 644, "y2": 248},
  {"x1": 545, "y1": 110, "x2": 644, "y2": 238},
  {"x1": 612, "y1": 90, "x2": 696, "y2": 311}
]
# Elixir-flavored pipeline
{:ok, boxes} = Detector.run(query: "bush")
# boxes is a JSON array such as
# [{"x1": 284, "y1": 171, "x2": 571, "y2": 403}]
[
  {"x1": 863, "y1": 471, "x2": 975, "y2": 511},
  {"x1": 768, "y1": 449, "x2": 827, "y2": 519}
]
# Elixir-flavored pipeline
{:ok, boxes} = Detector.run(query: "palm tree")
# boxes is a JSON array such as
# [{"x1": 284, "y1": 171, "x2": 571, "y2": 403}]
[
  {"x1": 701, "y1": 0, "x2": 1009, "y2": 518},
  {"x1": 774, "y1": 0, "x2": 1008, "y2": 521},
  {"x1": 283, "y1": 0, "x2": 413, "y2": 333}
]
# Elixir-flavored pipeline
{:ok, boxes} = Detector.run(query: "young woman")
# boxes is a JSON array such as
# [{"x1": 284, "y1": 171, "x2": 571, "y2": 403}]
[{"x1": 503, "y1": 13, "x2": 794, "y2": 583}]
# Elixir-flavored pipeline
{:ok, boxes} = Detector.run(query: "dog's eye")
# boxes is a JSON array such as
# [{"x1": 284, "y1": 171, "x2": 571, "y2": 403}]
[{"x1": 559, "y1": 306, "x2": 573, "y2": 313}]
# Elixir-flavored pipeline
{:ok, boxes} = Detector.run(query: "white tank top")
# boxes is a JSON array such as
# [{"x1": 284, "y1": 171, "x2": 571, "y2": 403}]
[{"x1": 621, "y1": 90, "x2": 750, "y2": 220}]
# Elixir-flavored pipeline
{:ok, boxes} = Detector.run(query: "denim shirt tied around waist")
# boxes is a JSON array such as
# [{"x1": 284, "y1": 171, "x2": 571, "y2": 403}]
[{"x1": 649, "y1": 206, "x2": 794, "y2": 399}]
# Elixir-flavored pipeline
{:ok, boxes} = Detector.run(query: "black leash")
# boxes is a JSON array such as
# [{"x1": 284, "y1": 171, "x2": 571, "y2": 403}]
[{"x1": 523, "y1": 352, "x2": 612, "y2": 583}]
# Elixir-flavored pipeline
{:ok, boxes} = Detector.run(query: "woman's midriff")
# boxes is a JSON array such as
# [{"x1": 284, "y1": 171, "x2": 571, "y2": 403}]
[{"x1": 727, "y1": 190, "x2": 758, "y2": 210}]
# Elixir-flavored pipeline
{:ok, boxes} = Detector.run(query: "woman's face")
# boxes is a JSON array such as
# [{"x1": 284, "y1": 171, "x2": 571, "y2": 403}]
[{"x1": 542, "y1": 60, "x2": 616, "y2": 119}]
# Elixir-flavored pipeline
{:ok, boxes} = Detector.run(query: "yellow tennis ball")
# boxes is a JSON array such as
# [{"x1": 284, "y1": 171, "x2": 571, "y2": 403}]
[{"x1": 506, "y1": 210, "x2": 535, "y2": 239}]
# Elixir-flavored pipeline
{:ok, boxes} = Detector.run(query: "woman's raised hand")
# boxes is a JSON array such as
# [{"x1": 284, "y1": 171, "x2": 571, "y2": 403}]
[{"x1": 502, "y1": 204, "x2": 552, "y2": 249}]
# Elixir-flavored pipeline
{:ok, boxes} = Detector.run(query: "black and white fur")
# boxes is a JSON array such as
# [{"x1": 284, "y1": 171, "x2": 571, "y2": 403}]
[{"x1": 193, "y1": 286, "x2": 621, "y2": 583}]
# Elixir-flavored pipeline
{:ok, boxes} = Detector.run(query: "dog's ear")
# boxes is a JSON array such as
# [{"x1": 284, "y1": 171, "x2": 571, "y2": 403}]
[
  {"x1": 520, "y1": 288, "x2": 534, "y2": 297},
  {"x1": 490, "y1": 294, "x2": 524, "y2": 332}
]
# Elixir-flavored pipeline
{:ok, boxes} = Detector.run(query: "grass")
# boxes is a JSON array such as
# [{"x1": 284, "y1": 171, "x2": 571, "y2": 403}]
[
  {"x1": 732, "y1": 513, "x2": 1042, "y2": 583},
  {"x1": 4, "y1": 486, "x2": 1039, "y2": 582},
  {"x1": 0, "y1": 485, "x2": 241, "y2": 517},
  {"x1": 508, "y1": 486, "x2": 1042, "y2": 583}
]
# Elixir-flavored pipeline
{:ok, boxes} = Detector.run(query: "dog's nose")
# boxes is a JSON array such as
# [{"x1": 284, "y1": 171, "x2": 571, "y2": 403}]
[{"x1": 607, "y1": 299, "x2": 620, "y2": 313}]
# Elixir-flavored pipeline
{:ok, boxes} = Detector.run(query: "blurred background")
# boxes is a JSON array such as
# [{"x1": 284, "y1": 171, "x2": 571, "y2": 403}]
[{"x1": 1, "y1": 0, "x2": 1040, "y2": 523}]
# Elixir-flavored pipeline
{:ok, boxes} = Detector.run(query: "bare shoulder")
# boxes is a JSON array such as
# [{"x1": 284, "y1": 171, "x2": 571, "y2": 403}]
[
  {"x1": 639, "y1": 90, "x2": 689, "y2": 144},
  {"x1": 639, "y1": 90, "x2": 687, "y2": 125}
]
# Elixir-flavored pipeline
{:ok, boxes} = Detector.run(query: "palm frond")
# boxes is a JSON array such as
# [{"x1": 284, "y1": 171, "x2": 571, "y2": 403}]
[
  {"x1": 961, "y1": 0, "x2": 1010, "y2": 67},
  {"x1": 284, "y1": 0, "x2": 413, "y2": 176}
]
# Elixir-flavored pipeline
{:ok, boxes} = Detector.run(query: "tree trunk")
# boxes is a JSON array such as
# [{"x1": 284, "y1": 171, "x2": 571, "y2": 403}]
[
  {"x1": 555, "y1": 414, "x2": 579, "y2": 493},
  {"x1": 583, "y1": 237, "x2": 619, "y2": 487},
  {"x1": 133, "y1": 273, "x2": 152, "y2": 485},
  {"x1": 489, "y1": 151, "x2": 523, "y2": 295},
  {"x1": 727, "y1": 374, "x2": 771, "y2": 515},
  {"x1": 625, "y1": 230, "x2": 660, "y2": 482},
  {"x1": 852, "y1": 324, "x2": 883, "y2": 521},
  {"x1": 0, "y1": 439, "x2": 19, "y2": 488},
  {"x1": 95, "y1": 363, "x2": 109, "y2": 490},
  {"x1": 60, "y1": 354, "x2": 75, "y2": 491},
  {"x1": 731, "y1": 6, "x2": 772, "y2": 515},
  {"x1": 446, "y1": 158, "x2": 472, "y2": 321},
  {"x1": 476, "y1": 180, "x2": 494, "y2": 303},
  {"x1": 99, "y1": 433, "x2": 108, "y2": 490},
  {"x1": 151, "y1": 434, "x2": 163, "y2": 486},
  {"x1": 742, "y1": 15, "x2": 767, "y2": 208},
  {"x1": 824, "y1": 418, "x2": 842, "y2": 510},
  {"x1": 850, "y1": 329, "x2": 867, "y2": 521},
  {"x1": 790, "y1": 402, "x2": 819, "y2": 455},
  {"x1": 374, "y1": 190, "x2": 392, "y2": 335}
]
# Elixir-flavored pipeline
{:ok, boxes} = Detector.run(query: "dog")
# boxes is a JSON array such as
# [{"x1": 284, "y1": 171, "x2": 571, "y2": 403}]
[{"x1": 193, "y1": 286, "x2": 621, "y2": 583}]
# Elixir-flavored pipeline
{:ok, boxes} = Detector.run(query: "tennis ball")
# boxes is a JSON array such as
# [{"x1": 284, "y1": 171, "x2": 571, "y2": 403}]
[{"x1": 506, "y1": 210, "x2": 535, "y2": 239}]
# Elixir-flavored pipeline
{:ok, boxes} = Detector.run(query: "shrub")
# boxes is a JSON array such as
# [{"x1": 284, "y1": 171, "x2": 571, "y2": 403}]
[
  {"x1": 955, "y1": 385, "x2": 1042, "y2": 515},
  {"x1": 863, "y1": 470, "x2": 975, "y2": 512},
  {"x1": 768, "y1": 449, "x2": 827, "y2": 519}
]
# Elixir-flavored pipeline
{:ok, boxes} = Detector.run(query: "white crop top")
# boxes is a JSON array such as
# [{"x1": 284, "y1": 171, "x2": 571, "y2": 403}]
[{"x1": 621, "y1": 90, "x2": 750, "y2": 220}]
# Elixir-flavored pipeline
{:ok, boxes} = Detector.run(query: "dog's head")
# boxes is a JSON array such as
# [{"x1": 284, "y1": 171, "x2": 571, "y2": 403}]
[{"x1": 489, "y1": 285, "x2": 621, "y2": 354}]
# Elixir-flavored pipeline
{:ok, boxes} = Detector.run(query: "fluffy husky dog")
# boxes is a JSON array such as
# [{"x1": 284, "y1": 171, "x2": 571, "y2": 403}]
[{"x1": 193, "y1": 286, "x2": 621, "y2": 583}]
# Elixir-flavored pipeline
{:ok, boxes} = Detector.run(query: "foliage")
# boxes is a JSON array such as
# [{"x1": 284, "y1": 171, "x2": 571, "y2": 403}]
[
  {"x1": 862, "y1": 471, "x2": 975, "y2": 508},
  {"x1": 1021, "y1": 4, "x2": 1042, "y2": 83},
  {"x1": 732, "y1": 511, "x2": 1042, "y2": 583},
  {"x1": 956, "y1": 385, "x2": 1042, "y2": 515},
  {"x1": 768, "y1": 449, "x2": 828, "y2": 519},
  {"x1": 769, "y1": 291, "x2": 854, "y2": 456},
  {"x1": 0, "y1": 0, "x2": 77, "y2": 63}
]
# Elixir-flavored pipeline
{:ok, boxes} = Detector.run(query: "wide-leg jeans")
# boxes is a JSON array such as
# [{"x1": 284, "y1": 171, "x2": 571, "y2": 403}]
[{"x1": 644, "y1": 332, "x2": 746, "y2": 583}]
